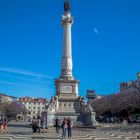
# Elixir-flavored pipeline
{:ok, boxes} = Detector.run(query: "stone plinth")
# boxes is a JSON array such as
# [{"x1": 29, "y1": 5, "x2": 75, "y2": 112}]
[
  {"x1": 47, "y1": 79, "x2": 99, "y2": 127},
  {"x1": 55, "y1": 79, "x2": 79, "y2": 99}
]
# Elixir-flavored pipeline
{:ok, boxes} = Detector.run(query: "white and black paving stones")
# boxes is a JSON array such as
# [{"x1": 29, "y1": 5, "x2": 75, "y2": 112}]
[{"x1": 0, "y1": 122, "x2": 140, "y2": 140}]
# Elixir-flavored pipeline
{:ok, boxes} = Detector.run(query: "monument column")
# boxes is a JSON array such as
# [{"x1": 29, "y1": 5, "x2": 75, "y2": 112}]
[
  {"x1": 47, "y1": 0, "x2": 98, "y2": 127},
  {"x1": 60, "y1": 0, "x2": 73, "y2": 80},
  {"x1": 55, "y1": 0, "x2": 79, "y2": 99}
]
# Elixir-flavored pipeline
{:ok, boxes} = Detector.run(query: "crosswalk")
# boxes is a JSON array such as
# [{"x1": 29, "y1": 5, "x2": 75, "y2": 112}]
[{"x1": 0, "y1": 124, "x2": 139, "y2": 140}]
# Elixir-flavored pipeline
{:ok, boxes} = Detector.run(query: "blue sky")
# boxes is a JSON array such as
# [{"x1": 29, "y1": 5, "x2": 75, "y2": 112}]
[{"x1": 0, "y1": 0, "x2": 140, "y2": 99}]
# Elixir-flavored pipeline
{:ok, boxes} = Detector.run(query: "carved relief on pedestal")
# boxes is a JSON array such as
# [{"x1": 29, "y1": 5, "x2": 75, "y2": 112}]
[
  {"x1": 59, "y1": 83, "x2": 77, "y2": 95},
  {"x1": 60, "y1": 85, "x2": 72, "y2": 93},
  {"x1": 57, "y1": 101, "x2": 79, "y2": 112}
]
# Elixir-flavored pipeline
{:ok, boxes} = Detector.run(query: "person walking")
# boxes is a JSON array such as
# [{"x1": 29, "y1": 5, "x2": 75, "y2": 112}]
[
  {"x1": 3, "y1": 116, "x2": 8, "y2": 133},
  {"x1": 55, "y1": 117, "x2": 60, "y2": 134},
  {"x1": 61, "y1": 118, "x2": 68, "y2": 139},
  {"x1": 42, "y1": 117, "x2": 46, "y2": 133},
  {"x1": 32, "y1": 117, "x2": 37, "y2": 133},
  {"x1": 67, "y1": 117, "x2": 73, "y2": 138},
  {"x1": 0, "y1": 115, "x2": 4, "y2": 133},
  {"x1": 36, "y1": 118, "x2": 41, "y2": 133}
]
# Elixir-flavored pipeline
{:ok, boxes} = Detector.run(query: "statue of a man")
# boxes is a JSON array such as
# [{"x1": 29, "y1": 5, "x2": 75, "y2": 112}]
[{"x1": 64, "y1": 0, "x2": 70, "y2": 12}]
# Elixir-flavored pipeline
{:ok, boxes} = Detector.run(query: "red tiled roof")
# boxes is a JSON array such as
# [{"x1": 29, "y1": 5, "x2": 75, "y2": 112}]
[{"x1": 19, "y1": 97, "x2": 47, "y2": 103}]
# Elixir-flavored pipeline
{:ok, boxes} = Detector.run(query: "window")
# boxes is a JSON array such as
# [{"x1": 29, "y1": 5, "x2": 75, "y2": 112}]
[
  {"x1": 42, "y1": 107, "x2": 44, "y2": 110},
  {"x1": 38, "y1": 107, "x2": 40, "y2": 110},
  {"x1": 33, "y1": 107, "x2": 36, "y2": 110}
]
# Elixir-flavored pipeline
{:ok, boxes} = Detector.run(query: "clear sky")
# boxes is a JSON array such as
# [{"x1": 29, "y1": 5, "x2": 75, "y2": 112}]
[{"x1": 0, "y1": 0, "x2": 140, "y2": 99}]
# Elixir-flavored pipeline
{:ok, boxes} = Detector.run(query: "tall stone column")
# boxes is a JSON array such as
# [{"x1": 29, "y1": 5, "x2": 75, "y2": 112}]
[
  {"x1": 60, "y1": 11, "x2": 73, "y2": 80},
  {"x1": 49, "y1": 0, "x2": 98, "y2": 127}
]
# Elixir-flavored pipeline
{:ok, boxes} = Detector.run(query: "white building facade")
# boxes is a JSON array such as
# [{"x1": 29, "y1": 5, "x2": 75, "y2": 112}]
[
  {"x1": 19, "y1": 97, "x2": 49, "y2": 119},
  {"x1": 0, "y1": 93, "x2": 17, "y2": 103}
]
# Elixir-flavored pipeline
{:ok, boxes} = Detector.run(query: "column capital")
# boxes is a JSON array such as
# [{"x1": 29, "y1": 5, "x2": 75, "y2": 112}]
[{"x1": 62, "y1": 13, "x2": 73, "y2": 26}]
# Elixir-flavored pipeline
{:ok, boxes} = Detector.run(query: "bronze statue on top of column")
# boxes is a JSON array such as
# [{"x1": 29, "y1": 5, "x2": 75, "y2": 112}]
[{"x1": 64, "y1": 0, "x2": 70, "y2": 12}]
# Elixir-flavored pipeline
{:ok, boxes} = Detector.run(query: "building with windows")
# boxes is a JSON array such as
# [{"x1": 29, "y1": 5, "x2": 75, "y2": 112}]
[
  {"x1": 0, "y1": 93, "x2": 17, "y2": 103},
  {"x1": 86, "y1": 90, "x2": 103, "y2": 104},
  {"x1": 120, "y1": 72, "x2": 140, "y2": 93},
  {"x1": 18, "y1": 97, "x2": 49, "y2": 119}
]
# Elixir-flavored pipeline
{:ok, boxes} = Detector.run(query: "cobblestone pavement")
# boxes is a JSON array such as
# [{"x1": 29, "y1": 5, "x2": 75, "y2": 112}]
[{"x1": 0, "y1": 122, "x2": 140, "y2": 140}]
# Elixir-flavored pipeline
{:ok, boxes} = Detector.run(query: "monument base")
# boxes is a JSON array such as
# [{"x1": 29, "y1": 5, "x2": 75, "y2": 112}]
[
  {"x1": 55, "y1": 112, "x2": 98, "y2": 127},
  {"x1": 46, "y1": 78, "x2": 98, "y2": 127},
  {"x1": 46, "y1": 112, "x2": 55, "y2": 127},
  {"x1": 46, "y1": 111, "x2": 98, "y2": 127}
]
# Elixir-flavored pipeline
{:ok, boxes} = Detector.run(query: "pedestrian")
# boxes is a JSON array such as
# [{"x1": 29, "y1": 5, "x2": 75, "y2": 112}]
[
  {"x1": 55, "y1": 117, "x2": 60, "y2": 134},
  {"x1": 36, "y1": 118, "x2": 41, "y2": 133},
  {"x1": 67, "y1": 117, "x2": 73, "y2": 138},
  {"x1": 3, "y1": 116, "x2": 8, "y2": 133},
  {"x1": 42, "y1": 117, "x2": 46, "y2": 133},
  {"x1": 0, "y1": 115, "x2": 4, "y2": 132},
  {"x1": 32, "y1": 117, "x2": 37, "y2": 133},
  {"x1": 61, "y1": 118, "x2": 68, "y2": 138}
]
